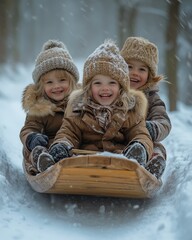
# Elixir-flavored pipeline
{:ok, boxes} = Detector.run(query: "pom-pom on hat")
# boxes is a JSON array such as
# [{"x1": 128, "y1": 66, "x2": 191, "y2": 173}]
[
  {"x1": 83, "y1": 39, "x2": 130, "y2": 92},
  {"x1": 120, "y1": 37, "x2": 158, "y2": 77},
  {"x1": 32, "y1": 40, "x2": 79, "y2": 83}
]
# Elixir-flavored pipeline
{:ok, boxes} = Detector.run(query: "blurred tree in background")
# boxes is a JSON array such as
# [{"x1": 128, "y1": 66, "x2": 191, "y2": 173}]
[
  {"x1": 166, "y1": 0, "x2": 180, "y2": 111},
  {"x1": 0, "y1": 0, "x2": 191, "y2": 110},
  {"x1": 0, "y1": 0, "x2": 20, "y2": 66}
]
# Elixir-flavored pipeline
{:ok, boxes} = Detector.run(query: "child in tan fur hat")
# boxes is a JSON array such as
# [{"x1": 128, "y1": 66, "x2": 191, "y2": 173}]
[
  {"x1": 37, "y1": 39, "x2": 154, "y2": 172},
  {"x1": 120, "y1": 36, "x2": 172, "y2": 179},
  {"x1": 20, "y1": 39, "x2": 79, "y2": 174}
]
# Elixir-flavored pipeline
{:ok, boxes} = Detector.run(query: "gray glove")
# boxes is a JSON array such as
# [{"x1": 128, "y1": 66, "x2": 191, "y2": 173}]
[
  {"x1": 26, "y1": 133, "x2": 49, "y2": 151},
  {"x1": 49, "y1": 143, "x2": 73, "y2": 163}
]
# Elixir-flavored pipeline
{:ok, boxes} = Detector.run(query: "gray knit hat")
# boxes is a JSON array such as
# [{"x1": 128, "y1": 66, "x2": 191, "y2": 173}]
[
  {"x1": 120, "y1": 37, "x2": 158, "y2": 77},
  {"x1": 32, "y1": 40, "x2": 79, "y2": 83},
  {"x1": 83, "y1": 39, "x2": 130, "y2": 92}
]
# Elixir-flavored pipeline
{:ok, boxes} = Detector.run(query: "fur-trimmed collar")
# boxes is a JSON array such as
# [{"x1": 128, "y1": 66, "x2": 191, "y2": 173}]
[
  {"x1": 22, "y1": 84, "x2": 65, "y2": 117},
  {"x1": 65, "y1": 88, "x2": 148, "y2": 119}
]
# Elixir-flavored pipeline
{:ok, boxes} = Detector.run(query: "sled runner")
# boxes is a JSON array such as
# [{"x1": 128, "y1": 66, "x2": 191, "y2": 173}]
[{"x1": 24, "y1": 150, "x2": 162, "y2": 198}]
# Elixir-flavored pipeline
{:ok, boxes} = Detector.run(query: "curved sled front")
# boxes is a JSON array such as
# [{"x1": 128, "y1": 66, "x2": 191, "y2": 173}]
[{"x1": 24, "y1": 154, "x2": 162, "y2": 198}]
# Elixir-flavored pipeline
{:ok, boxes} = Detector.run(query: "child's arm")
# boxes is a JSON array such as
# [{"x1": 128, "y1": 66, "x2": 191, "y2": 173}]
[
  {"x1": 123, "y1": 117, "x2": 154, "y2": 161},
  {"x1": 147, "y1": 93, "x2": 171, "y2": 141},
  {"x1": 20, "y1": 115, "x2": 47, "y2": 150},
  {"x1": 53, "y1": 116, "x2": 82, "y2": 149},
  {"x1": 47, "y1": 117, "x2": 82, "y2": 162}
]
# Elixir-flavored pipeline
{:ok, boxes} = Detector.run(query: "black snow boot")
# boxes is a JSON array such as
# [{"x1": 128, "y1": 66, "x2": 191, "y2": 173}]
[
  {"x1": 145, "y1": 156, "x2": 166, "y2": 179},
  {"x1": 37, "y1": 152, "x2": 55, "y2": 172},
  {"x1": 123, "y1": 142, "x2": 147, "y2": 167},
  {"x1": 31, "y1": 146, "x2": 48, "y2": 168}
]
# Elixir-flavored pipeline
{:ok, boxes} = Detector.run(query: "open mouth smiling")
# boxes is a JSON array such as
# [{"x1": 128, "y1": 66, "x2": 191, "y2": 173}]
[
  {"x1": 52, "y1": 90, "x2": 63, "y2": 94},
  {"x1": 99, "y1": 93, "x2": 112, "y2": 98},
  {"x1": 130, "y1": 78, "x2": 140, "y2": 83}
]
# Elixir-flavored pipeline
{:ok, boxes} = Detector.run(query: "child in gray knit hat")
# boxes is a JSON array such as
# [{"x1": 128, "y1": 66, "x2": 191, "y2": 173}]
[
  {"x1": 36, "y1": 39, "x2": 154, "y2": 172},
  {"x1": 120, "y1": 36, "x2": 172, "y2": 179},
  {"x1": 20, "y1": 39, "x2": 79, "y2": 174}
]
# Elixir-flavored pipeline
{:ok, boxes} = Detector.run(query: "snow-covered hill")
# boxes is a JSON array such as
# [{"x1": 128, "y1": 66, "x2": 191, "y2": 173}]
[{"x1": 1, "y1": 66, "x2": 192, "y2": 240}]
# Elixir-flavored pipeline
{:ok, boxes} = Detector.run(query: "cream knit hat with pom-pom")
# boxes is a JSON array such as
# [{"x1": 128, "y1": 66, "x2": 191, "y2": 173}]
[{"x1": 32, "y1": 39, "x2": 79, "y2": 83}]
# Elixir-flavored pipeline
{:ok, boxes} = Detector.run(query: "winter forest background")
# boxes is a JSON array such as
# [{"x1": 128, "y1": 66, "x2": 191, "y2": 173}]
[
  {"x1": 1, "y1": 1, "x2": 192, "y2": 240},
  {"x1": 0, "y1": 0, "x2": 192, "y2": 111}
]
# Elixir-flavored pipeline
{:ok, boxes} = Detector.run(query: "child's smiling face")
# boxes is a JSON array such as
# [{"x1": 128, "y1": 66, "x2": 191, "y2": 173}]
[
  {"x1": 91, "y1": 74, "x2": 120, "y2": 106},
  {"x1": 42, "y1": 70, "x2": 70, "y2": 102},
  {"x1": 127, "y1": 59, "x2": 149, "y2": 89}
]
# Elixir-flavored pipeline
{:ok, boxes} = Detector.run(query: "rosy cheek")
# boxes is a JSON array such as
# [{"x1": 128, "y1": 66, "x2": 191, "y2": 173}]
[{"x1": 63, "y1": 86, "x2": 69, "y2": 92}]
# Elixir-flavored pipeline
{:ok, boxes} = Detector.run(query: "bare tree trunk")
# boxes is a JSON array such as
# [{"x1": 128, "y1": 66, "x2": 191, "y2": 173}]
[
  {"x1": 165, "y1": 0, "x2": 180, "y2": 111},
  {"x1": 0, "y1": 0, "x2": 9, "y2": 65},
  {"x1": 12, "y1": 0, "x2": 20, "y2": 65},
  {"x1": 0, "y1": 0, "x2": 20, "y2": 70},
  {"x1": 180, "y1": 11, "x2": 192, "y2": 106},
  {"x1": 118, "y1": 5, "x2": 138, "y2": 48}
]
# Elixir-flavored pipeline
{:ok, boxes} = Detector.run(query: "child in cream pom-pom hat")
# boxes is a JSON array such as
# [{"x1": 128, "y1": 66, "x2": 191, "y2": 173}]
[{"x1": 20, "y1": 39, "x2": 79, "y2": 174}]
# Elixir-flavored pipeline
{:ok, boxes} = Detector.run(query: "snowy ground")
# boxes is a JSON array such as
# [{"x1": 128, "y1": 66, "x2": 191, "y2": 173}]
[{"x1": 0, "y1": 64, "x2": 192, "y2": 240}]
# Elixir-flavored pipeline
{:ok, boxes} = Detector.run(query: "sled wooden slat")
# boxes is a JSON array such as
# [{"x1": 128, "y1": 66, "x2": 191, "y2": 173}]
[
  {"x1": 48, "y1": 169, "x2": 143, "y2": 198},
  {"x1": 57, "y1": 169, "x2": 137, "y2": 182},
  {"x1": 24, "y1": 154, "x2": 162, "y2": 198}
]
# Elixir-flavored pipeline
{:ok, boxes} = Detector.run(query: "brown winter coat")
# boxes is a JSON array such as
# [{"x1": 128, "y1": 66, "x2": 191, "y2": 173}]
[
  {"x1": 53, "y1": 89, "x2": 153, "y2": 158},
  {"x1": 145, "y1": 85, "x2": 171, "y2": 142},
  {"x1": 20, "y1": 84, "x2": 67, "y2": 174},
  {"x1": 140, "y1": 79, "x2": 172, "y2": 161}
]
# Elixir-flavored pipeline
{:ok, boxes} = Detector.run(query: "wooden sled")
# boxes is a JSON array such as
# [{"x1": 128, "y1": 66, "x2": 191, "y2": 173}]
[{"x1": 24, "y1": 150, "x2": 162, "y2": 199}]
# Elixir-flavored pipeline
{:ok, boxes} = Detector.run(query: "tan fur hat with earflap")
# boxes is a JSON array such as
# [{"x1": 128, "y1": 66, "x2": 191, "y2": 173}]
[
  {"x1": 32, "y1": 40, "x2": 79, "y2": 83},
  {"x1": 83, "y1": 39, "x2": 130, "y2": 92},
  {"x1": 120, "y1": 37, "x2": 158, "y2": 77}
]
